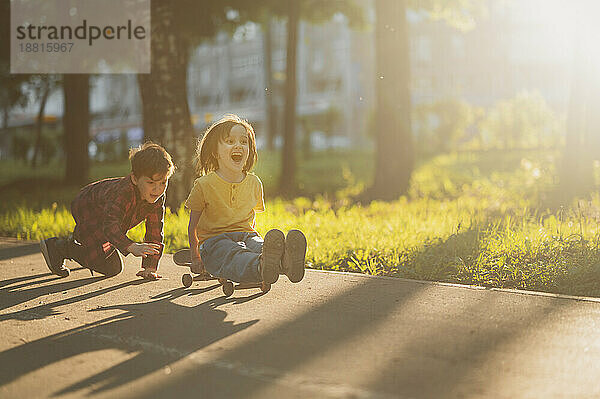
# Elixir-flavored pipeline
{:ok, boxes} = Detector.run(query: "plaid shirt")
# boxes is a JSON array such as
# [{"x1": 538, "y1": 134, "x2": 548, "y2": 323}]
[{"x1": 71, "y1": 174, "x2": 165, "y2": 270}]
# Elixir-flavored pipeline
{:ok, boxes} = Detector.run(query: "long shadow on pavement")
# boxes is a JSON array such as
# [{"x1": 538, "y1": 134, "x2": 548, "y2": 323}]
[
  {"x1": 127, "y1": 277, "x2": 577, "y2": 399},
  {"x1": 124, "y1": 277, "x2": 428, "y2": 399},
  {"x1": 0, "y1": 271, "x2": 53, "y2": 289},
  {"x1": 0, "y1": 237, "x2": 585, "y2": 398},
  {"x1": 0, "y1": 243, "x2": 136, "y2": 318},
  {"x1": 0, "y1": 274, "x2": 112, "y2": 316},
  {"x1": 120, "y1": 228, "x2": 582, "y2": 399},
  {"x1": 0, "y1": 242, "x2": 40, "y2": 261},
  {"x1": 0, "y1": 278, "x2": 145, "y2": 321},
  {"x1": 0, "y1": 286, "x2": 259, "y2": 396}
]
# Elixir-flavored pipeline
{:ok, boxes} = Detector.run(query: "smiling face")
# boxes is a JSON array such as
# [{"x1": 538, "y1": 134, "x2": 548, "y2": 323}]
[
  {"x1": 215, "y1": 124, "x2": 250, "y2": 181},
  {"x1": 131, "y1": 172, "x2": 169, "y2": 203}
]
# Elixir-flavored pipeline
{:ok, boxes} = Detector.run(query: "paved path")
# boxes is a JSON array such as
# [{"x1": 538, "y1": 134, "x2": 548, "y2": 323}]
[{"x1": 1, "y1": 237, "x2": 600, "y2": 398}]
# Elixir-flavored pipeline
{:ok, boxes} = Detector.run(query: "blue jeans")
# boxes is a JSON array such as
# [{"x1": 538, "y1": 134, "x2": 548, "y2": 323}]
[{"x1": 200, "y1": 232, "x2": 263, "y2": 283}]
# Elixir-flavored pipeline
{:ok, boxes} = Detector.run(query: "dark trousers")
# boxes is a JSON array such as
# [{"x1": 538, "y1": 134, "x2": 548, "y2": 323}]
[
  {"x1": 67, "y1": 190, "x2": 125, "y2": 277},
  {"x1": 66, "y1": 237, "x2": 123, "y2": 277}
]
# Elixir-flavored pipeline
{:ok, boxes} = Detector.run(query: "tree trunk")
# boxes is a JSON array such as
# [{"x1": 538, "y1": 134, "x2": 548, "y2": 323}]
[
  {"x1": 138, "y1": 1, "x2": 195, "y2": 209},
  {"x1": 263, "y1": 18, "x2": 277, "y2": 151},
  {"x1": 367, "y1": 0, "x2": 414, "y2": 201},
  {"x1": 302, "y1": 123, "x2": 311, "y2": 160},
  {"x1": 279, "y1": 0, "x2": 299, "y2": 195},
  {"x1": 31, "y1": 78, "x2": 50, "y2": 168},
  {"x1": 63, "y1": 74, "x2": 90, "y2": 185},
  {"x1": 560, "y1": 6, "x2": 595, "y2": 199},
  {"x1": 2, "y1": 106, "x2": 8, "y2": 129},
  {"x1": 1, "y1": 106, "x2": 8, "y2": 159}
]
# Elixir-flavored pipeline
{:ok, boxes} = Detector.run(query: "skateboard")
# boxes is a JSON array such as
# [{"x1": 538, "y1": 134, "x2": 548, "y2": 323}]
[{"x1": 172, "y1": 248, "x2": 270, "y2": 297}]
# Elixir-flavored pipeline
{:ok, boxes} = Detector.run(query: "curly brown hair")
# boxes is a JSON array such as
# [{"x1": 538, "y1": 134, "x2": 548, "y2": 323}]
[
  {"x1": 129, "y1": 142, "x2": 175, "y2": 178},
  {"x1": 194, "y1": 114, "x2": 257, "y2": 176}
]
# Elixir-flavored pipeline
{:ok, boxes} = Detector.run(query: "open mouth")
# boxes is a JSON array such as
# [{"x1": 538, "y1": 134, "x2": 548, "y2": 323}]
[{"x1": 231, "y1": 153, "x2": 243, "y2": 163}]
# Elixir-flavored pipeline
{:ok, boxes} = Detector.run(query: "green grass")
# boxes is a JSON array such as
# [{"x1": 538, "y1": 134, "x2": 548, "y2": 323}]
[
  {"x1": 0, "y1": 150, "x2": 373, "y2": 211},
  {"x1": 2, "y1": 149, "x2": 600, "y2": 297}
]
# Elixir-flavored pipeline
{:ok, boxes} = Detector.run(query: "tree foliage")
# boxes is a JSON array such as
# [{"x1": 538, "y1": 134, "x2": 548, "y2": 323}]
[
  {"x1": 409, "y1": 0, "x2": 488, "y2": 31},
  {"x1": 482, "y1": 92, "x2": 562, "y2": 150},
  {"x1": 414, "y1": 98, "x2": 478, "y2": 153}
]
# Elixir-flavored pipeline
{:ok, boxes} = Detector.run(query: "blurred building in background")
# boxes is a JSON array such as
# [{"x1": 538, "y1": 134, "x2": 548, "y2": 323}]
[
  {"x1": 187, "y1": 16, "x2": 373, "y2": 148},
  {"x1": 5, "y1": 0, "x2": 574, "y2": 157}
]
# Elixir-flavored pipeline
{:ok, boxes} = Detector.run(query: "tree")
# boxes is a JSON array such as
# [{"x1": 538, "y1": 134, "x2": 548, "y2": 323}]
[
  {"x1": 482, "y1": 92, "x2": 560, "y2": 150},
  {"x1": 414, "y1": 98, "x2": 475, "y2": 154},
  {"x1": 63, "y1": 74, "x2": 90, "y2": 185},
  {"x1": 559, "y1": 0, "x2": 598, "y2": 199},
  {"x1": 137, "y1": 1, "x2": 247, "y2": 207},
  {"x1": 367, "y1": 0, "x2": 414, "y2": 201},
  {"x1": 365, "y1": 0, "x2": 486, "y2": 201},
  {"x1": 138, "y1": 2, "x2": 195, "y2": 207},
  {"x1": 0, "y1": 2, "x2": 29, "y2": 133},
  {"x1": 1, "y1": 1, "x2": 91, "y2": 182},
  {"x1": 262, "y1": 17, "x2": 278, "y2": 151},
  {"x1": 279, "y1": 0, "x2": 300, "y2": 195},
  {"x1": 137, "y1": 0, "x2": 365, "y2": 204},
  {"x1": 242, "y1": 0, "x2": 364, "y2": 171},
  {"x1": 30, "y1": 75, "x2": 60, "y2": 167},
  {"x1": 252, "y1": 0, "x2": 365, "y2": 194},
  {"x1": 0, "y1": 68, "x2": 29, "y2": 131}
]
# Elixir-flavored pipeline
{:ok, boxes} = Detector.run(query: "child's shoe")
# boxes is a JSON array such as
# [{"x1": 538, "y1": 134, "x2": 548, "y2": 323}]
[
  {"x1": 281, "y1": 230, "x2": 307, "y2": 283},
  {"x1": 260, "y1": 229, "x2": 285, "y2": 284},
  {"x1": 39, "y1": 237, "x2": 70, "y2": 277}
]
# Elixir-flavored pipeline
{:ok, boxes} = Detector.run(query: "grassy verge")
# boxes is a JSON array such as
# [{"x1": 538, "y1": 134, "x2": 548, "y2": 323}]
[
  {"x1": 0, "y1": 149, "x2": 372, "y2": 211},
  {"x1": 1, "y1": 149, "x2": 600, "y2": 297}
]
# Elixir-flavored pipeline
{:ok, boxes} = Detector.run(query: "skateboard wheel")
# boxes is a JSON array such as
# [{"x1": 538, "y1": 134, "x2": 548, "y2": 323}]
[
  {"x1": 182, "y1": 273, "x2": 193, "y2": 288},
  {"x1": 260, "y1": 282, "x2": 271, "y2": 293},
  {"x1": 222, "y1": 281, "x2": 234, "y2": 297}
]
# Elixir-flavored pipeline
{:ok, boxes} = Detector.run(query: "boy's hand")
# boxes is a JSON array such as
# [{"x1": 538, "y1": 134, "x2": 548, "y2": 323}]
[
  {"x1": 127, "y1": 242, "x2": 161, "y2": 258},
  {"x1": 136, "y1": 268, "x2": 162, "y2": 280}
]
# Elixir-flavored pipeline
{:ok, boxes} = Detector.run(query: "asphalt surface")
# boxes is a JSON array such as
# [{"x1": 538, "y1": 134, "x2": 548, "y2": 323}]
[{"x1": 1, "y1": 237, "x2": 600, "y2": 399}]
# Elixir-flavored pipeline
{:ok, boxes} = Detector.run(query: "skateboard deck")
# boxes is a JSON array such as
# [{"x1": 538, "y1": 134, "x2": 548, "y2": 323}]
[
  {"x1": 175, "y1": 248, "x2": 271, "y2": 296},
  {"x1": 173, "y1": 248, "x2": 192, "y2": 266}
]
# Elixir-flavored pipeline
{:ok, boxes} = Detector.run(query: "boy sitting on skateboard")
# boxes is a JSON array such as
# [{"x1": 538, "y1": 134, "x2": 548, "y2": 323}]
[
  {"x1": 40, "y1": 142, "x2": 175, "y2": 280},
  {"x1": 185, "y1": 114, "x2": 307, "y2": 285}
]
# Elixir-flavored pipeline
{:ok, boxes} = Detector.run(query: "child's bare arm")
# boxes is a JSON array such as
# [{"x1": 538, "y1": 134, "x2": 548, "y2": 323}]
[{"x1": 188, "y1": 210, "x2": 203, "y2": 269}]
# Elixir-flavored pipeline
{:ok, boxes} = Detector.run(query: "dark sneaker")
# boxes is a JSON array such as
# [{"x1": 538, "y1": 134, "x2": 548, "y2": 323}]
[
  {"x1": 40, "y1": 238, "x2": 70, "y2": 277},
  {"x1": 260, "y1": 229, "x2": 285, "y2": 284},
  {"x1": 282, "y1": 230, "x2": 306, "y2": 283}
]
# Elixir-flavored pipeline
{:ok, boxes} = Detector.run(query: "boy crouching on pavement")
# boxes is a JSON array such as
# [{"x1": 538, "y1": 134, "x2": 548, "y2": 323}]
[{"x1": 40, "y1": 142, "x2": 175, "y2": 280}]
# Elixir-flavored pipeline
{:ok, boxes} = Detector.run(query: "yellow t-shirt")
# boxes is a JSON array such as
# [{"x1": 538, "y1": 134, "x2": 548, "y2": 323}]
[{"x1": 184, "y1": 172, "x2": 265, "y2": 244}]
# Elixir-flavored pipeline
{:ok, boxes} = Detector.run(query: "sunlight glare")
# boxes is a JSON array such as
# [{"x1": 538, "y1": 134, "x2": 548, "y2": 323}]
[{"x1": 513, "y1": 0, "x2": 600, "y2": 82}]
